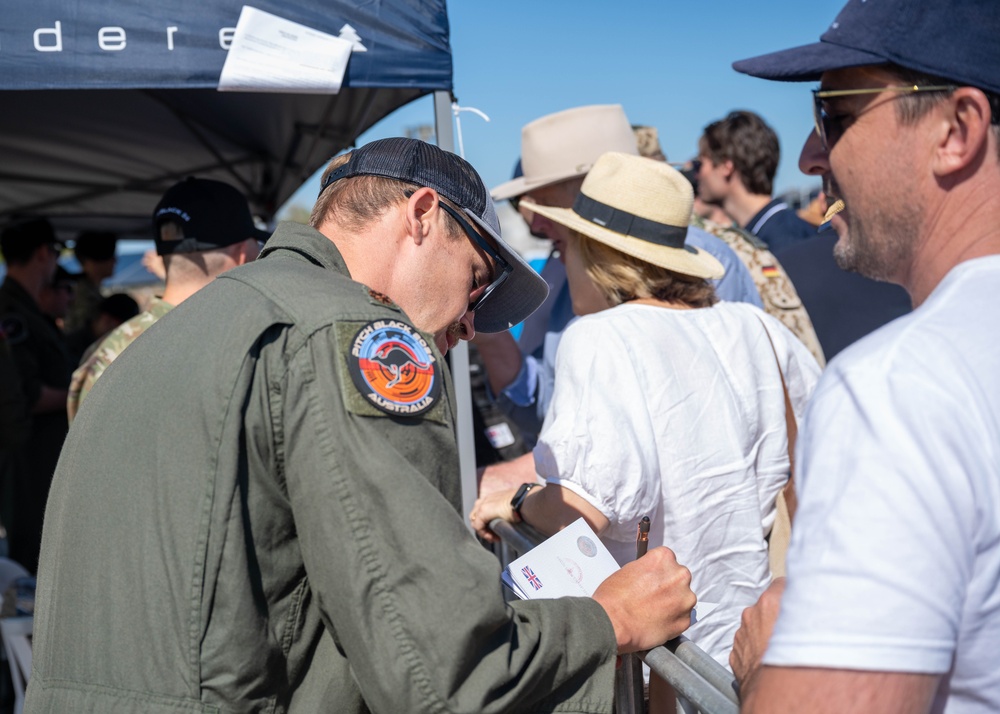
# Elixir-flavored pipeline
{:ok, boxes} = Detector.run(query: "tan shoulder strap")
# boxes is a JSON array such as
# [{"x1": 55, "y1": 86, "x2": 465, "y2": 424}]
[{"x1": 757, "y1": 316, "x2": 798, "y2": 577}]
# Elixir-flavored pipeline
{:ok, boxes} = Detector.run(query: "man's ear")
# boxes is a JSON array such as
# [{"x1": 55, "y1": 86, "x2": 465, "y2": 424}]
[
  {"x1": 237, "y1": 238, "x2": 258, "y2": 265},
  {"x1": 404, "y1": 186, "x2": 441, "y2": 246},
  {"x1": 932, "y1": 87, "x2": 994, "y2": 178},
  {"x1": 721, "y1": 159, "x2": 736, "y2": 181}
]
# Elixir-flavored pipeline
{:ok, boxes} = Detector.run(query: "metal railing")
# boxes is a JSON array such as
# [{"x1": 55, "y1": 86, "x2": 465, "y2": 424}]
[{"x1": 488, "y1": 520, "x2": 739, "y2": 714}]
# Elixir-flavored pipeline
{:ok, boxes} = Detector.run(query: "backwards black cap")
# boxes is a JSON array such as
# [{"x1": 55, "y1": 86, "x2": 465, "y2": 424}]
[
  {"x1": 319, "y1": 137, "x2": 548, "y2": 334},
  {"x1": 153, "y1": 178, "x2": 271, "y2": 256}
]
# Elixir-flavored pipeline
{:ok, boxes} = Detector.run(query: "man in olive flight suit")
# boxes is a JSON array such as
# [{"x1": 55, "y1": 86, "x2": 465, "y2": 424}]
[
  {"x1": 28, "y1": 138, "x2": 696, "y2": 713},
  {"x1": 0, "y1": 218, "x2": 74, "y2": 574}
]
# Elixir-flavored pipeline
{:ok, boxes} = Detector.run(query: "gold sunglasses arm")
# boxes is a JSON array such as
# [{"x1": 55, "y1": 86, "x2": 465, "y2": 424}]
[{"x1": 814, "y1": 85, "x2": 956, "y2": 100}]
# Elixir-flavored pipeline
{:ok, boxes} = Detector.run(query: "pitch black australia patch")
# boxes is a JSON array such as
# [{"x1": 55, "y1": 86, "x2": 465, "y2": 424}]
[{"x1": 347, "y1": 319, "x2": 440, "y2": 417}]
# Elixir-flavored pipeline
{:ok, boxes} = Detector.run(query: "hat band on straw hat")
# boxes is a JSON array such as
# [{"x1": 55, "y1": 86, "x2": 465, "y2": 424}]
[{"x1": 573, "y1": 194, "x2": 688, "y2": 249}]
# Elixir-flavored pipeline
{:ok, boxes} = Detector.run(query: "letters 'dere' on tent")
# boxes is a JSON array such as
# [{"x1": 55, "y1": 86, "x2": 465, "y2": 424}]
[{"x1": 0, "y1": 0, "x2": 454, "y2": 238}]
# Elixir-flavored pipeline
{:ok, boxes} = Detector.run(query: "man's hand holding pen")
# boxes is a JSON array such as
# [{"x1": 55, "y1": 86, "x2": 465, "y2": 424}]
[
  {"x1": 593, "y1": 546, "x2": 696, "y2": 654},
  {"x1": 471, "y1": 496, "x2": 695, "y2": 655}
]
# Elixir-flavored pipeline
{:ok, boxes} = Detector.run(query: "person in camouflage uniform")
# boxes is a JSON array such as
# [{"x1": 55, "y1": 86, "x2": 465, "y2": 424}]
[
  {"x1": 692, "y1": 213, "x2": 826, "y2": 367},
  {"x1": 66, "y1": 177, "x2": 265, "y2": 422},
  {"x1": 66, "y1": 297, "x2": 172, "y2": 420}
]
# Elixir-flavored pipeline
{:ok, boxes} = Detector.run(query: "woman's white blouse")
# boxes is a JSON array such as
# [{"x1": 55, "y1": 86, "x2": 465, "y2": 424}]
[{"x1": 534, "y1": 301, "x2": 820, "y2": 663}]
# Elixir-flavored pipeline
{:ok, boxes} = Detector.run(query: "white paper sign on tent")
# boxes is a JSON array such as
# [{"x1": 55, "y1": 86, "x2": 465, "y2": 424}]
[{"x1": 218, "y1": 6, "x2": 352, "y2": 94}]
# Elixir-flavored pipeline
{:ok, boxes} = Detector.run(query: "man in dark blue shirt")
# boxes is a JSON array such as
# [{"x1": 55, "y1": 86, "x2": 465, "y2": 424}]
[{"x1": 697, "y1": 110, "x2": 817, "y2": 253}]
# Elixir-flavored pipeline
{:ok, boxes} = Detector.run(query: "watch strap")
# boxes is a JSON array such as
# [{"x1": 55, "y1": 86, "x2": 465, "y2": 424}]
[{"x1": 510, "y1": 482, "x2": 541, "y2": 520}]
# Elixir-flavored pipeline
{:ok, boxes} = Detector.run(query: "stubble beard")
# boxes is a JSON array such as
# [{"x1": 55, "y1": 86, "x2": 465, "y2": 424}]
[{"x1": 832, "y1": 203, "x2": 914, "y2": 284}]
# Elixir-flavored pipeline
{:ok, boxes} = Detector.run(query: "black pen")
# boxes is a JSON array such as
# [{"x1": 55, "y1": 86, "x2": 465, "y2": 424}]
[{"x1": 635, "y1": 516, "x2": 650, "y2": 560}]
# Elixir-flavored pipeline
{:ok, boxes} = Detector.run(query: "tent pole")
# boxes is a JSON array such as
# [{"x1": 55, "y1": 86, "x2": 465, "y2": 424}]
[
  {"x1": 433, "y1": 91, "x2": 454, "y2": 152},
  {"x1": 434, "y1": 90, "x2": 478, "y2": 532}
]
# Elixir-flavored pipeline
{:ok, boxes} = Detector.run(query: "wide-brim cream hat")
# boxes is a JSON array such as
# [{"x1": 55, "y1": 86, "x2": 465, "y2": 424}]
[
  {"x1": 524, "y1": 152, "x2": 725, "y2": 280},
  {"x1": 491, "y1": 105, "x2": 639, "y2": 201}
]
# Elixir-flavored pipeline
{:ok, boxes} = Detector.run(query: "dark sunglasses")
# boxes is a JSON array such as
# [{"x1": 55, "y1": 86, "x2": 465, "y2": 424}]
[
  {"x1": 811, "y1": 85, "x2": 956, "y2": 149},
  {"x1": 437, "y1": 201, "x2": 513, "y2": 313}
]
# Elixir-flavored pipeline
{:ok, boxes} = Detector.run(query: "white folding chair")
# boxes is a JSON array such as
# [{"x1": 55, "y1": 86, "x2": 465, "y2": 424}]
[{"x1": 0, "y1": 616, "x2": 33, "y2": 714}]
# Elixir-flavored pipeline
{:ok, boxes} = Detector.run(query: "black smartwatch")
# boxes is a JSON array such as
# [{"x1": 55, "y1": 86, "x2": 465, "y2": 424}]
[{"x1": 510, "y1": 483, "x2": 541, "y2": 521}]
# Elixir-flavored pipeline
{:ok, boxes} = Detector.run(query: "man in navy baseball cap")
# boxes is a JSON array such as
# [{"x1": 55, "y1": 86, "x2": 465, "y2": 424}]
[{"x1": 727, "y1": 2, "x2": 1000, "y2": 713}]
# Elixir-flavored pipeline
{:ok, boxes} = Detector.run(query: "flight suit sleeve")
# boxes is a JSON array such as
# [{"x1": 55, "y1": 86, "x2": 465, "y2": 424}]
[{"x1": 280, "y1": 321, "x2": 617, "y2": 714}]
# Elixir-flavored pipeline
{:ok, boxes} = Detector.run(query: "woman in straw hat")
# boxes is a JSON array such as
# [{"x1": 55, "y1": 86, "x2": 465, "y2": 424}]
[{"x1": 470, "y1": 152, "x2": 820, "y2": 669}]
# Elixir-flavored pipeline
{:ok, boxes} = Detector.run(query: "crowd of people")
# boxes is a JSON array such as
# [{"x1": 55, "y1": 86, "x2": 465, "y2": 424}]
[
  {"x1": 0, "y1": 0, "x2": 996, "y2": 711},
  {"x1": 0, "y1": 221, "x2": 134, "y2": 574},
  {"x1": 0, "y1": 179, "x2": 264, "y2": 576}
]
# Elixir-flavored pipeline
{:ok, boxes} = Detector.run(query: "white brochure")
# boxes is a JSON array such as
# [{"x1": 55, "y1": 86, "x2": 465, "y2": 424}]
[{"x1": 503, "y1": 518, "x2": 621, "y2": 600}]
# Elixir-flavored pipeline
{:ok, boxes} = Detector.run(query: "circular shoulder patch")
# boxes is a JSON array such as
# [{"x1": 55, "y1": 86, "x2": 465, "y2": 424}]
[
  {"x1": 348, "y1": 320, "x2": 440, "y2": 417},
  {"x1": 0, "y1": 315, "x2": 27, "y2": 345}
]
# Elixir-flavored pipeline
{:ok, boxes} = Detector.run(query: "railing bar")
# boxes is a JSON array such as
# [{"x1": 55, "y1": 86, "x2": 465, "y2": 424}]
[
  {"x1": 642, "y1": 647, "x2": 738, "y2": 714},
  {"x1": 486, "y1": 519, "x2": 739, "y2": 714},
  {"x1": 488, "y1": 519, "x2": 544, "y2": 553},
  {"x1": 668, "y1": 636, "x2": 739, "y2": 704}
]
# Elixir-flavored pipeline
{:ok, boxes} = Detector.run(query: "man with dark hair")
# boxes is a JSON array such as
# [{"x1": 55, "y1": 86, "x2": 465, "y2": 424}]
[
  {"x1": 698, "y1": 109, "x2": 908, "y2": 359},
  {"x1": 727, "y1": 1, "x2": 1000, "y2": 711},
  {"x1": 697, "y1": 110, "x2": 817, "y2": 253},
  {"x1": 0, "y1": 218, "x2": 74, "y2": 573},
  {"x1": 28, "y1": 138, "x2": 697, "y2": 713},
  {"x1": 64, "y1": 230, "x2": 117, "y2": 333}
]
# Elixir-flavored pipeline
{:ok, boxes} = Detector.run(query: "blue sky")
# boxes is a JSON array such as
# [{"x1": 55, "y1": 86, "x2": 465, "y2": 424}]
[{"x1": 282, "y1": 0, "x2": 845, "y2": 215}]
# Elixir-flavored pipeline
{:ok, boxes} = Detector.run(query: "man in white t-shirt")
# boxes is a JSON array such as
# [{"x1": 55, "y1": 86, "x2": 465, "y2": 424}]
[{"x1": 726, "y1": 1, "x2": 1000, "y2": 712}]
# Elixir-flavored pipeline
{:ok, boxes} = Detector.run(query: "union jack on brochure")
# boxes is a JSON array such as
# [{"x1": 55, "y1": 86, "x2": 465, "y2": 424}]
[{"x1": 501, "y1": 518, "x2": 620, "y2": 600}]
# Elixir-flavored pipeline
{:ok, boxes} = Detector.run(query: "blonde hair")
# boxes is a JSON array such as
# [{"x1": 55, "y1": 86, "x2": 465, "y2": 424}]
[{"x1": 577, "y1": 231, "x2": 717, "y2": 308}]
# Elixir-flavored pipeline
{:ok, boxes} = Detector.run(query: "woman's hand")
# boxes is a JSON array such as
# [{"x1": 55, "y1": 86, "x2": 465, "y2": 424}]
[{"x1": 469, "y1": 489, "x2": 519, "y2": 542}]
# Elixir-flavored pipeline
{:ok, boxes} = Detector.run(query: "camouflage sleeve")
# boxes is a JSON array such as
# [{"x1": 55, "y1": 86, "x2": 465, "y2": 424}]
[
  {"x1": 67, "y1": 308, "x2": 165, "y2": 422},
  {"x1": 67, "y1": 350, "x2": 110, "y2": 423},
  {"x1": 692, "y1": 216, "x2": 826, "y2": 368}
]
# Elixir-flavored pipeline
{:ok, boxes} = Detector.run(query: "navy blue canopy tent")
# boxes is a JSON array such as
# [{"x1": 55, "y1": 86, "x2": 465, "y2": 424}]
[
  {"x1": 0, "y1": 0, "x2": 455, "y2": 239},
  {"x1": 0, "y1": 1, "x2": 481, "y2": 521}
]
